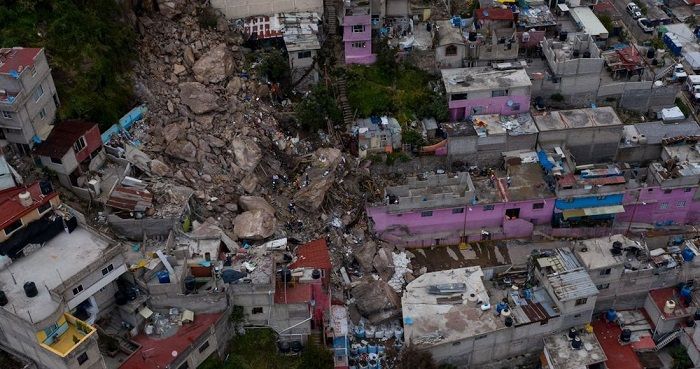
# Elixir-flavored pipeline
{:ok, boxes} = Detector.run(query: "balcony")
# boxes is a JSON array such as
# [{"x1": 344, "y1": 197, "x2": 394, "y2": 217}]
[
  {"x1": 0, "y1": 90, "x2": 22, "y2": 107},
  {"x1": 36, "y1": 313, "x2": 96, "y2": 357}
]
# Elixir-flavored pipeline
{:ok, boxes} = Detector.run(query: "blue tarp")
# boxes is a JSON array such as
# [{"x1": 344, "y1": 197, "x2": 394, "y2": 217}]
[
  {"x1": 101, "y1": 105, "x2": 147, "y2": 144},
  {"x1": 538, "y1": 150, "x2": 554, "y2": 171}
]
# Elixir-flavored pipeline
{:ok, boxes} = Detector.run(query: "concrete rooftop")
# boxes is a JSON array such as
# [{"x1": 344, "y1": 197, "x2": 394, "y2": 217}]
[
  {"x1": 573, "y1": 234, "x2": 645, "y2": 271},
  {"x1": 0, "y1": 226, "x2": 112, "y2": 323},
  {"x1": 543, "y1": 329, "x2": 607, "y2": 369},
  {"x1": 534, "y1": 107, "x2": 622, "y2": 132},
  {"x1": 442, "y1": 67, "x2": 531, "y2": 94},
  {"x1": 402, "y1": 267, "x2": 506, "y2": 348},
  {"x1": 472, "y1": 113, "x2": 539, "y2": 137}
]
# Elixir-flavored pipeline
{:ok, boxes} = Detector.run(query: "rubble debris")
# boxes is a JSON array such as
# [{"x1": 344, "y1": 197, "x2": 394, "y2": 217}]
[
  {"x1": 238, "y1": 196, "x2": 275, "y2": 215},
  {"x1": 294, "y1": 147, "x2": 342, "y2": 211},
  {"x1": 192, "y1": 44, "x2": 235, "y2": 84},
  {"x1": 178, "y1": 82, "x2": 219, "y2": 114},
  {"x1": 351, "y1": 279, "x2": 402, "y2": 324},
  {"x1": 233, "y1": 209, "x2": 277, "y2": 240}
]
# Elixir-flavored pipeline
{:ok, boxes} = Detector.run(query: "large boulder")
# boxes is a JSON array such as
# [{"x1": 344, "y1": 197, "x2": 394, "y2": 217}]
[
  {"x1": 192, "y1": 44, "x2": 235, "y2": 84},
  {"x1": 294, "y1": 148, "x2": 342, "y2": 211},
  {"x1": 179, "y1": 82, "x2": 219, "y2": 114},
  {"x1": 163, "y1": 123, "x2": 180, "y2": 143},
  {"x1": 150, "y1": 159, "x2": 171, "y2": 177},
  {"x1": 233, "y1": 209, "x2": 276, "y2": 240},
  {"x1": 238, "y1": 196, "x2": 275, "y2": 215},
  {"x1": 351, "y1": 279, "x2": 402, "y2": 324},
  {"x1": 373, "y1": 247, "x2": 395, "y2": 281},
  {"x1": 231, "y1": 138, "x2": 261, "y2": 173},
  {"x1": 156, "y1": 0, "x2": 184, "y2": 19},
  {"x1": 165, "y1": 140, "x2": 197, "y2": 162},
  {"x1": 354, "y1": 241, "x2": 377, "y2": 272}
]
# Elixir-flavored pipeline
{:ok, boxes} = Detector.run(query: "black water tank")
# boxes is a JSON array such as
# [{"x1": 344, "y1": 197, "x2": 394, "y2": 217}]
[
  {"x1": 39, "y1": 180, "x2": 53, "y2": 195},
  {"x1": 184, "y1": 276, "x2": 196, "y2": 292},
  {"x1": 694, "y1": 310, "x2": 700, "y2": 321},
  {"x1": 115, "y1": 291, "x2": 128, "y2": 305},
  {"x1": 505, "y1": 317, "x2": 513, "y2": 327},
  {"x1": 571, "y1": 336, "x2": 582, "y2": 349},
  {"x1": 312, "y1": 269, "x2": 321, "y2": 279},
  {"x1": 620, "y1": 328, "x2": 632, "y2": 342},
  {"x1": 290, "y1": 341, "x2": 303, "y2": 353},
  {"x1": 283, "y1": 253, "x2": 293, "y2": 263},
  {"x1": 279, "y1": 267, "x2": 292, "y2": 283},
  {"x1": 568, "y1": 327, "x2": 578, "y2": 339},
  {"x1": 647, "y1": 47, "x2": 656, "y2": 59},
  {"x1": 278, "y1": 341, "x2": 290, "y2": 353},
  {"x1": 0, "y1": 290, "x2": 7, "y2": 306},
  {"x1": 583, "y1": 51, "x2": 591, "y2": 58},
  {"x1": 469, "y1": 32, "x2": 477, "y2": 42},
  {"x1": 23, "y1": 282, "x2": 38, "y2": 298},
  {"x1": 559, "y1": 31, "x2": 568, "y2": 41}
]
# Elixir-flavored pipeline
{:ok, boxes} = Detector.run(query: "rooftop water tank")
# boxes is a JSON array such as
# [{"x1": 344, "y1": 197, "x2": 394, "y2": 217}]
[
  {"x1": 0, "y1": 290, "x2": 7, "y2": 306},
  {"x1": 571, "y1": 336, "x2": 582, "y2": 349},
  {"x1": 606, "y1": 308, "x2": 617, "y2": 322},
  {"x1": 664, "y1": 300, "x2": 677, "y2": 315},
  {"x1": 184, "y1": 275, "x2": 196, "y2": 291},
  {"x1": 568, "y1": 327, "x2": 578, "y2": 339},
  {"x1": 505, "y1": 316, "x2": 513, "y2": 327},
  {"x1": 620, "y1": 328, "x2": 632, "y2": 342},
  {"x1": 683, "y1": 247, "x2": 695, "y2": 262},
  {"x1": 23, "y1": 281, "x2": 38, "y2": 298},
  {"x1": 312, "y1": 269, "x2": 321, "y2": 279},
  {"x1": 18, "y1": 192, "x2": 32, "y2": 207}
]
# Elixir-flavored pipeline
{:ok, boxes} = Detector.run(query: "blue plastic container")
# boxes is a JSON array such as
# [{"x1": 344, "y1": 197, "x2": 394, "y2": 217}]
[
  {"x1": 683, "y1": 248, "x2": 695, "y2": 262},
  {"x1": 157, "y1": 271, "x2": 170, "y2": 283},
  {"x1": 606, "y1": 309, "x2": 617, "y2": 322}
]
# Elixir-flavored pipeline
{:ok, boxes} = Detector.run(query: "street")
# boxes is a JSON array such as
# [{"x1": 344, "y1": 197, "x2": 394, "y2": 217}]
[{"x1": 609, "y1": 0, "x2": 654, "y2": 43}]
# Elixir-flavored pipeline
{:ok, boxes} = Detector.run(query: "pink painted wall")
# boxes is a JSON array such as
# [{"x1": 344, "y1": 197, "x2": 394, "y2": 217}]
[
  {"x1": 343, "y1": 27, "x2": 371, "y2": 42},
  {"x1": 343, "y1": 15, "x2": 374, "y2": 64},
  {"x1": 448, "y1": 94, "x2": 531, "y2": 121},
  {"x1": 342, "y1": 14, "x2": 371, "y2": 26},
  {"x1": 617, "y1": 186, "x2": 698, "y2": 226},
  {"x1": 367, "y1": 197, "x2": 555, "y2": 243}
]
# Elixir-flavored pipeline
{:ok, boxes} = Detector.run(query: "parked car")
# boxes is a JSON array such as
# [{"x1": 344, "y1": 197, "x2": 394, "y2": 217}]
[
  {"x1": 627, "y1": 3, "x2": 642, "y2": 19},
  {"x1": 637, "y1": 18, "x2": 654, "y2": 33}
]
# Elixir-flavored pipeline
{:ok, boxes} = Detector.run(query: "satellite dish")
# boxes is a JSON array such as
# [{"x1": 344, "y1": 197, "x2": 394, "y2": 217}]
[{"x1": 171, "y1": 351, "x2": 178, "y2": 357}]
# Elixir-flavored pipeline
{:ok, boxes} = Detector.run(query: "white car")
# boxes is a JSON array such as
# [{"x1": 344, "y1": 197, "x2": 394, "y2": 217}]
[
  {"x1": 627, "y1": 3, "x2": 642, "y2": 19},
  {"x1": 637, "y1": 18, "x2": 654, "y2": 33}
]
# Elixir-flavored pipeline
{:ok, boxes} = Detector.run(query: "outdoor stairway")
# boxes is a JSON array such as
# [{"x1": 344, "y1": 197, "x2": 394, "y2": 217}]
[
  {"x1": 325, "y1": 0, "x2": 337, "y2": 36},
  {"x1": 337, "y1": 77, "x2": 354, "y2": 126},
  {"x1": 654, "y1": 329, "x2": 681, "y2": 351},
  {"x1": 309, "y1": 329, "x2": 324, "y2": 347}
]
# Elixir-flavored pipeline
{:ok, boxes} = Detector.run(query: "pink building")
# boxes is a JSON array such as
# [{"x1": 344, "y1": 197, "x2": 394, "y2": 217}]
[
  {"x1": 441, "y1": 67, "x2": 531, "y2": 121},
  {"x1": 367, "y1": 159, "x2": 555, "y2": 248},
  {"x1": 343, "y1": 0, "x2": 376, "y2": 64}
]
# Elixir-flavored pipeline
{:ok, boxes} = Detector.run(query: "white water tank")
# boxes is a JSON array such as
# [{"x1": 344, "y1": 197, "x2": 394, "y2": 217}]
[
  {"x1": 87, "y1": 178, "x2": 101, "y2": 196},
  {"x1": 664, "y1": 300, "x2": 676, "y2": 315},
  {"x1": 501, "y1": 308, "x2": 512, "y2": 317},
  {"x1": 18, "y1": 191, "x2": 32, "y2": 207}
]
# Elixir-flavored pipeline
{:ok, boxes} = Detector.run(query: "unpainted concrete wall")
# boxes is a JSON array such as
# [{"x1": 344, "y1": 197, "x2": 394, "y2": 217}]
[{"x1": 211, "y1": 0, "x2": 323, "y2": 19}]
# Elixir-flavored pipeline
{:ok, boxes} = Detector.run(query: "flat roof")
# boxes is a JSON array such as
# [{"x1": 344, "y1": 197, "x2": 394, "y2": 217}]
[
  {"x1": 570, "y1": 6, "x2": 608, "y2": 37},
  {"x1": 534, "y1": 107, "x2": 622, "y2": 131},
  {"x1": 0, "y1": 47, "x2": 42, "y2": 75},
  {"x1": 0, "y1": 226, "x2": 112, "y2": 323},
  {"x1": 505, "y1": 162, "x2": 553, "y2": 201},
  {"x1": 442, "y1": 67, "x2": 532, "y2": 94},
  {"x1": 436, "y1": 20, "x2": 464, "y2": 46},
  {"x1": 591, "y1": 313, "x2": 651, "y2": 369},
  {"x1": 573, "y1": 234, "x2": 641, "y2": 270},
  {"x1": 543, "y1": 329, "x2": 607, "y2": 369},
  {"x1": 649, "y1": 286, "x2": 698, "y2": 319},
  {"x1": 402, "y1": 267, "x2": 506, "y2": 348},
  {"x1": 0, "y1": 181, "x2": 58, "y2": 230},
  {"x1": 472, "y1": 113, "x2": 539, "y2": 137},
  {"x1": 628, "y1": 121, "x2": 700, "y2": 145}
]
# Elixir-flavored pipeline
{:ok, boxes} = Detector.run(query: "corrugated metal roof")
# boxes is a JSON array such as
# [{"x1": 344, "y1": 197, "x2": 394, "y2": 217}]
[
  {"x1": 106, "y1": 186, "x2": 153, "y2": 212},
  {"x1": 563, "y1": 205, "x2": 625, "y2": 219},
  {"x1": 547, "y1": 269, "x2": 598, "y2": 301}
]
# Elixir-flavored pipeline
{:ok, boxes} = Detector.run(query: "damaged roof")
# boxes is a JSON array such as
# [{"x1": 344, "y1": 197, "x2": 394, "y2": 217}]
[
  {"x1": 106, "y1": 186, "x2": 153, "y2": 212},
  {"x1": 290, "y1": 239, "x2": 332, "y2": 270},
  {"x1": 0, "y1": 181, "x2": 57, "y2": 230},
  {"x1": 34, "y1": 120, "x2": 97, "y2": 159}
]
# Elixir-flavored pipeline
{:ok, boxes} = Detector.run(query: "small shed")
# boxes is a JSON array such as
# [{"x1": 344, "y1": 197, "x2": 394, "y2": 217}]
[{"x1": 421, "y1": 118, "x2": 439, "y2": 139}]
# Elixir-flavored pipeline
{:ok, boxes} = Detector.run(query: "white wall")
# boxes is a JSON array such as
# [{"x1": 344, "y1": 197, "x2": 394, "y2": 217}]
[{"x1": 211, "y1": 0, "x2": 323, "y2": 19}]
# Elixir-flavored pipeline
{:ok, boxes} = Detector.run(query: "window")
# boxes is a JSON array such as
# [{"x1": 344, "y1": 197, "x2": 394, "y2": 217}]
[
  {"x1": 452, "y1": 341, "x2": 462, "y2": 346},
  {"x1": 685, "y1": 188, "x2": 693, "y2": 192},
  {"x1": 532, "y1": 203, "x2": 544, "y2": 210},
  {"x1": 421, "y1": 211, "x2": 433, "y2": 217},
  {"x1": 597, "y1": 283, "x2": 610, "y2": 290},
  {"x1": 198, "y1": 340, "x2": 210, "y2": 353},
  {"x1": 574, "y1": 314, "x2": 582, "y2": 318},
  {"x1": 491, "y1": 90, "x2": 508, "y2": 97},
  {"x1": 351, "y1": 41, "x2": 367, "y2": 48},
  {"x1": 32, "y1": 84, "x2": 44, "y2": 102},
  {"x1": 31, "y1": 66, "x2": 37, "y2": 77},
  {"x1": 38, "y1": 202, "x2": 51, "y2": 214},
  {"x1": 50, "y1": 157, "x2": 62, "y2": 165},
  {"x1": 252, "y1": 307, "x2": 263, "y2": 314},
  {"x1": 352, "y1": 25, "x2": 365, "y2": 33},
  {"x1": 452, "y1": 208, "x2": 464, "y2": 214},
  {"x1": 451, "y1": 93, "x2": 468, "y2": 101},
  {"x1": 73, "y1": 136, "x2": 87, "y2": 152},
  {"x1": 475, "y1": 334, "x2": 488, "y2": 340},
  {"x1": 575, "y1": 298, "x2": 587, "y2": 306},
  {"x1": 38, "y1": 108, "x2": 46, "y2": 119},
  {"x1": 664, "y1": 189, "x2": 672, "y2": 194},
  {"x1": 102, "y1": 264, "x2": 114, "y2": 275},
  {"x1": 445, "y1": 45, "x2": 458, "y2": 56},
  {"x1": 77, "y1": 352, "x2": 88, "y2": 365},
  {"x1": 483, "y1": 205, "x2": 495, "y2": 211},
  {"x1": 540, "y1": 320, "x2": 548, "y2": 325},
  {"x1": 178, "y1": 363, "x2": 189, "y2": 369},
  {"x1": 677, "y1": 200, "x2": 687, "y2": 208},
  {"x1": 297, "y1": 51, "x2": 312, "y2": 59},
  {"x1": 599, "y1": 268, "x2": 611, "y2": 275},
  {"x1": 73, "y1": 285, "x2": 83, "y2": 295},
  {"x1": 1, "y1": 110, "x2": 11, "y2": 119},
  {"x1": 648, "y1": 188, "x2": 654, "y2": 192},
  {"x1": 3, "y1": 219, "x2": 22, "y2": 235},
  {"x1": 660, "y1": 202, "x2": 669, "y2": 210}
]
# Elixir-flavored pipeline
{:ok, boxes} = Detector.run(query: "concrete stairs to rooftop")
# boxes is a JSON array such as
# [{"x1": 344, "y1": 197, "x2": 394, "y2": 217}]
[
  {"x1": 309, "y1": 329, "x2": 324, "y2": 347},
  {"x1": 325, "y1": 0, "x2": 338, "y2": 36},
  {"x1": 336, "y1": 76, "x2": 354, "y2": 126},
  {"x1": 654, "y1": 329, "x2": 681, "y2": 351}
]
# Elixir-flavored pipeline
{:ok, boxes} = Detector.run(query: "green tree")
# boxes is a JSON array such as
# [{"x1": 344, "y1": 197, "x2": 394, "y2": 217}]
[
  {"x1": 259, "y1": 49, "x2": 291, "y2": 84},
  {"x1": 396, "y1": 345, "x2": 438, "y2": 369},
  {"x1": 0, "y1": 0, "x2": 136, "y2": 130},
  {"x1": 599, "y1": 14, "x2": 613, "y2": 32},
  {"x1": 294, "y1": 85, "x2": 341, "y2": 130},
  {"x1": 298, "y1": 341, "x2": 333, "y2": 369}
]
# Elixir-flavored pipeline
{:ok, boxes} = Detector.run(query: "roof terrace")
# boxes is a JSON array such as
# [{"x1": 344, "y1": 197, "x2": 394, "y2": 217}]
[
  {"x1": 385, "y1": 172, "x2": 475, "y2": 213},
  {"x1": 542, "y1": 328, "x2": 607, "y2": 369}
]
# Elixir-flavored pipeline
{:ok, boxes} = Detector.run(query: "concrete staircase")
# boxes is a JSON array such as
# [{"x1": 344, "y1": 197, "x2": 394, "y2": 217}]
[
  {"x1": 337, "y1": 76, "x2": 354, "y2": 126},
  {"x1": 325, "y1": 0, "x2": 338, "y2": 36},
  {"x1": 654, "y1": 329, "x2": 681, "y2": 351}
]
